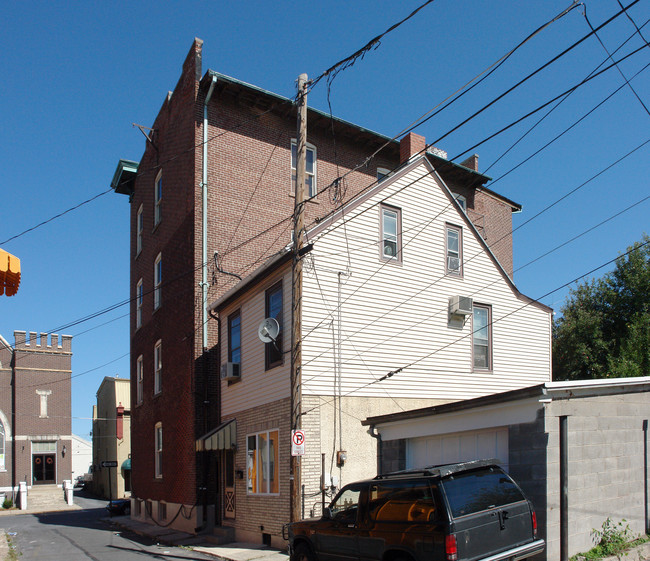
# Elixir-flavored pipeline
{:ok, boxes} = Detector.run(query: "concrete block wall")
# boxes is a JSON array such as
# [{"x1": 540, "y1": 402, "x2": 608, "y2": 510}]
[{"x1": 542, "y1": 394, "x2": 649, "y2": 561}]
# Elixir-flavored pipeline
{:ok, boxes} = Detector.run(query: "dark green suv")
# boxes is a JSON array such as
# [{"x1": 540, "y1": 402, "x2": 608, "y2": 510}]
[{"x1": 286, "y1": 460, "x2": 544, "y2": 561}]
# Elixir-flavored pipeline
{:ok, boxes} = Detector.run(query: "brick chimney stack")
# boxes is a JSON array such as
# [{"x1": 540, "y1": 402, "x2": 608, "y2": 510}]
[{"x1": 400, "y1": 132, "x2": 426, "y2": 164}]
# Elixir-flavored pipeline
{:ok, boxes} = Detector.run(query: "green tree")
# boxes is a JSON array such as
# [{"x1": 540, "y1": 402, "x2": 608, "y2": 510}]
[{"x1": 553, "y1": 234, "x2": 650, "y2": 381}]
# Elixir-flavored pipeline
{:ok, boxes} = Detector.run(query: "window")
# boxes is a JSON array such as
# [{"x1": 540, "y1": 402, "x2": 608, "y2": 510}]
[
  {"x1": 369, "y1": 480, "x2": 436, "y2": 522},
  {"x1": 158, "y1": 502, "x2": 167, "y2": 521},
  {"x1": 136, "y1": 355, "x2": 143, "y2": 405},
  {"x1": 247, "y1": 429, "x2": 279, "y2": 494},
  {"x1": 136, "y1": 204, "x2": 143, "y2": 255},
  {"x1": 154, "y1": 423, "x2": 163, "y2": 478},
  {"x1": 228, "y1": 311, "x2": 241, "y2": 365},
  {"x1": 0, "y1": 421, "x2": 5, "y2": 470},
  {"x1": 154, "y1": 253, "x2": 162, "y2": 310},
  {"x1": 473, "y1": 304, "x2": 492, "y2": 370},
  {"x1": 291, "y1": 141, "x2": 317, "y2": 198},
  {"x1": 381, "y1": 204, "x2": 401, "y2": 261},
  {"x1": 329, "y1": 484, "x2": 363, "y2": 524},
  {"x1": 265, "y1": 282, "x2": 283, "y2": 369},
  {"x1": 36, "y1": 390, "x2": 52, "y2": 418},
  {"x1": 446, "y1": 224, "x2": 462, "y2": 276},
  {"x1": 154, "y1": 340, "x2": 162, "y2": 395},
  {"x1": 136, "y1": 279, "x2": 143, "y2": 329},
  {"x1": 154, "y1": 171, "x2": 162, "y2": 226},
  {"x1": 452, "y1": 193, "x2": 467, "y2": 211},
  {"x1": 377, "y1": 167, "x2": 391, "y2": 182}
]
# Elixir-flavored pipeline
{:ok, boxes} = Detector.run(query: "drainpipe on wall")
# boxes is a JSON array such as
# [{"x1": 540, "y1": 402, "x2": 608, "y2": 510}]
[
  {"x1": 202, "y1": 75, "x2": 217, "y2": 352},
  {"x1": 560, "y1": 415, "x2": 568, "y2": 561},
  {"x1": 368, "y1": 425, "x2": 383, "y2": 475}
]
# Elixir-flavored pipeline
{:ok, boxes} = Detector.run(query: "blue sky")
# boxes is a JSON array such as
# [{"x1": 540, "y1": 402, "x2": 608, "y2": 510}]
[{"x1": 1, "y1": 1, "x2": 649, "y2": 439}]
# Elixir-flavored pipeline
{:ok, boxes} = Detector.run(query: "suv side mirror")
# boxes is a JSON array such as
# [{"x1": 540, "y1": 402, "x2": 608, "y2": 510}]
[{"x1": 323, "y1": 507, "x2": 332, "y2": 520}]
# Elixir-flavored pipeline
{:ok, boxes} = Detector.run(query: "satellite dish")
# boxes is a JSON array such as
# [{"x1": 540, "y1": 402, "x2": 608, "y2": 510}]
[{"x1": 258, "y1": 317, "x2": 280, "y2": 343}]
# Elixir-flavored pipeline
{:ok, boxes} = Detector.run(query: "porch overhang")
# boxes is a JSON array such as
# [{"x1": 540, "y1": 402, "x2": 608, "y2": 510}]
[{"x1": 196, "y1": 419, "x2": 236, "y2": 452}]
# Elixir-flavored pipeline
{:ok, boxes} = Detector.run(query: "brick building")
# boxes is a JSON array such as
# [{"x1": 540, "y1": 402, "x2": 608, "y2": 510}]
[
  {"x1": 91, "y1": 376, "x2": 131, "y2": 500},
  {"x1": 113, "y1": 38, "x2": 524, "y2": 536},
  {"x1": 0, "y1": 331, "x2": 73, "y2": 501}
]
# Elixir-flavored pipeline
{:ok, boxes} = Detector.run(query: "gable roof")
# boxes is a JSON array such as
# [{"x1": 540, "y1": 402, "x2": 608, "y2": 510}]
[{"x1": 306, "y1": 155, "x2": 550, "y2": 313}]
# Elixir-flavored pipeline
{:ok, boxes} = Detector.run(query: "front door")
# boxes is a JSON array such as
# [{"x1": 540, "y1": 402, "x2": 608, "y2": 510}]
[
  {"x1": 33, "y1": 454, "x2": 55, "y2": 484},
  {"x1": 224, "y1": 449, "x2": 235, "y2": 519}
]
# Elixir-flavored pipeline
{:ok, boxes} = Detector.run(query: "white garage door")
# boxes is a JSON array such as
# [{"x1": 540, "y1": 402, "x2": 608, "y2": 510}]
[{"x1": 407, "y1": 427, "x2": 508, "y2": 469}]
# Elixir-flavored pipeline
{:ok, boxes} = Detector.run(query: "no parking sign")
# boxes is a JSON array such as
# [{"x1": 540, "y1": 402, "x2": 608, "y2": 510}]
[{"x1": 291, "y1": 429, "x2": 305, "y2": 456}]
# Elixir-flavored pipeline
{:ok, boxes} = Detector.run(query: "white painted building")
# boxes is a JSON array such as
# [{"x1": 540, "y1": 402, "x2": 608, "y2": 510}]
[
  {"x1": 205, "y1": 155, "x2": 552, "y2": 546},
  {"x1": 70, "y1": 434, "x2": 92, "y2": 482}
]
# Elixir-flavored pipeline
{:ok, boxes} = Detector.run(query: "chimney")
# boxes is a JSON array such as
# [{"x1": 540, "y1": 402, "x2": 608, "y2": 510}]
[
  {"x1": 460, "y1": 154, "x2": 479, "y2": 172},
  {"x1": 400, "y1": 132, "x2": 426, "y2": 164}
]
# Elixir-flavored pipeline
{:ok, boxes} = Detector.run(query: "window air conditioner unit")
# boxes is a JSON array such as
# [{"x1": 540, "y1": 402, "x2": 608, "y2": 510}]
[
  {"x1": 449, "y1": 296, "x2": 473, "y2": 316},
  {"x1": 220, "y1": 362, "x2": 241, "y2": 381}
]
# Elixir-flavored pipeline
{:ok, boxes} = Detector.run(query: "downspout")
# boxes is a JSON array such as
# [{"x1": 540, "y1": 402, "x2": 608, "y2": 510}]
[
  {"x1": 197, "y1": 75, "x2": 217, "y2": 531},
  {"x1": 368, "y1": 425, "x2": 383, "y2": 475},
  {"x1": 202, "y1": 75, "x2": 217, "y2": 352}
]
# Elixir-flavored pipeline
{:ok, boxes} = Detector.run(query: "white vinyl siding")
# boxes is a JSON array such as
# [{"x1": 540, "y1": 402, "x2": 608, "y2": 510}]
[
  {"x1": 220, "y1": 270, "x2": 291, "y2": 418},
  {"x1": 300, "y1": 159, "x2": 551, "y2": 401}
]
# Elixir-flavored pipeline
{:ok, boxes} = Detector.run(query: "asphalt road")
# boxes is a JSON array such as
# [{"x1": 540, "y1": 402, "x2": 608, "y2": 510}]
[{"x1": 0, "y1": 493, "x2": 216, "y2": 561}]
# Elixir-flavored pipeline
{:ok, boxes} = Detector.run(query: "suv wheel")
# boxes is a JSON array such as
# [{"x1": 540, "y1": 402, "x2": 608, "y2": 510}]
[{"x1": 291, "y1": 543, "x2": 315, "y2": 561}]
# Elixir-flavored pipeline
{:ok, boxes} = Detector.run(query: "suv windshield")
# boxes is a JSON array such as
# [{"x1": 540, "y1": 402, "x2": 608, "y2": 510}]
[{"x1": 442, "y1": 468, "x2": 525, "y2": 517}]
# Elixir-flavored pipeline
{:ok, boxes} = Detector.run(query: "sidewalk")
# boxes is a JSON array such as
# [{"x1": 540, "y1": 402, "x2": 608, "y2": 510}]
[{"x1": 108, "y1": 515, "x2": 289, "y2": 561}]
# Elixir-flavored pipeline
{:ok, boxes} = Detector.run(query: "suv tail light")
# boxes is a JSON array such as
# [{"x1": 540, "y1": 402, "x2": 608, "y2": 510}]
[
  {"x1": 532, "y1": 510, "x2": 538, "y2": 538},
  {"x1": 446, "y1": 534, "x2": 458, "y2": 561}
]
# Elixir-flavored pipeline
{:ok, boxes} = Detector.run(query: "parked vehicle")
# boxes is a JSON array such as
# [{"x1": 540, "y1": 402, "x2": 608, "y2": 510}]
[
  {"x1": 106, "y1": 499, "x2": 131, "y2": 516},
  {"x1": 286, "y1": 459, "x2": 544, "y2": 561}
]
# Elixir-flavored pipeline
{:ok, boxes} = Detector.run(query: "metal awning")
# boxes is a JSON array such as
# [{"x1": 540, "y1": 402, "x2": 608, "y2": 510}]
[
  {"x1": 0, "y1": 248, "x2": 21, "y2": 297},
  {"x1": 196, "y1": 419, "x2": 236, "y2": 452}
]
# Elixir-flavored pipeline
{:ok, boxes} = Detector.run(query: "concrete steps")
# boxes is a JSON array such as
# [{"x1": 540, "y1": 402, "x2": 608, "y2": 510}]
[{"x1": 26, "y1": 485, "x2": 67, "y2": 510}]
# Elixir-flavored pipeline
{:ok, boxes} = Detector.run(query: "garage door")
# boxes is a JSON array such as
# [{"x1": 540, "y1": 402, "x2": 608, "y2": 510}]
[{"x1": 407, "y1": 427, "x2": 508, "y2": 469}]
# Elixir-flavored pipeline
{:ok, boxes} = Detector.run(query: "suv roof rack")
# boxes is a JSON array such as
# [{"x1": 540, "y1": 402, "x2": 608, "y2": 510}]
[{"x1": 374, "y1": 458, "x2": 499, "y2": 480}]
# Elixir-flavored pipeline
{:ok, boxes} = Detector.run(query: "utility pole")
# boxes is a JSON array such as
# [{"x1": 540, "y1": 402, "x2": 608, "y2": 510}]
[{"x1": 291, "y1": 73, "x2": 308, "y2": 523}]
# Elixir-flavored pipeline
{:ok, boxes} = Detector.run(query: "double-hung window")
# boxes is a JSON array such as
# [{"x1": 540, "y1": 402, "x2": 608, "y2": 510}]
[
  {"x1": 154, "y1": 423, "x2": 163, "y2": 478},
  {"x1": 136, "y1": 279, "x2": 143, "y2": 329},
  {"x1": 377, "y1": 167, "x2": 391, "y2": 183},
  {"x1": 136, "y1": 204, "x2": 143, "y2": 255},
  {"x1": 291, "y1": 141, "x2": 317, "y2": 198},
  {"x1": 136, "y1": 355, "x2": 143, "y2": 405},
  {"x1": 154, "y1": 340, "x2": 162, "y2": 395},
  {"x1": 247, "y1": 429, "x2": 279, "y2": 494},
  {"x1": 265, "y1": 282, "x2": 283, "y2": 369},
  {"x1": 446, "y1": 224, "x2": 462, "y2": 276},
  {"x1": 154, "y1": 253, "x2": 162, "y2": 310},
  {"x1": 228, "y1": 311, "x2": 241, "y2": 365},
  {"x1": 154, "y1": 171, "x2": 162, "y2": 226},
  {"x1": 381, "y1": 204, "x2": 401, "y2": 261},
  {"x1": 473, "y1": 304, "x2": 492, "y2": 370}
]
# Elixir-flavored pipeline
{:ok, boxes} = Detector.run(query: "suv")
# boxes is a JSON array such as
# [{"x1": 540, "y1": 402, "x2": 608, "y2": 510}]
[{"x1": 286, "y1": 459, "x2": 544, "y2": 561}]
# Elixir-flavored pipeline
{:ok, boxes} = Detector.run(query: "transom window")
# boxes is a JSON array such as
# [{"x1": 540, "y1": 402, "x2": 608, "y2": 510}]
[
  {"x1": 154, "y1": 171, "x2": 162, "y2": 226},
  {"x1": 291, "y1": 141, "x2": 317, "y2": 198},
  {"x1": 473, "y1": 304, "x2": 492, "y2": 370},
  {"x1": 446, "y1": 224, "x2": 463, "y2": 276},
  {"x1": 247, "y1": 429, "x2": 279, "y2": 494},
  {"x1": 381, "y1": 204, "x2": 401, "y2": 262}
]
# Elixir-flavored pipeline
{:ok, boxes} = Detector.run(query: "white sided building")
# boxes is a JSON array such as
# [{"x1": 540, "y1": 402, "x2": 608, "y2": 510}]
[{"x1": 204, "y1": 155, "x2": 552, "y2": 547}]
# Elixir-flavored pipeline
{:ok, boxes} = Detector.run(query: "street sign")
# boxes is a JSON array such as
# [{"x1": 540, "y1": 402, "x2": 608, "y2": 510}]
[
  {"x1": 291, "y1": 429, "x2": 305, "y2": 456},
  {"x1": 102, "y1": 460, "x2": 118, "y2": 468}
]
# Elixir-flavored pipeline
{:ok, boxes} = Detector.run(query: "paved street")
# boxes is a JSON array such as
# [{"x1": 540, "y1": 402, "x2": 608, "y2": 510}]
[{"x1": 0, "y1": 493, "x2": 217, "y2": 561}]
